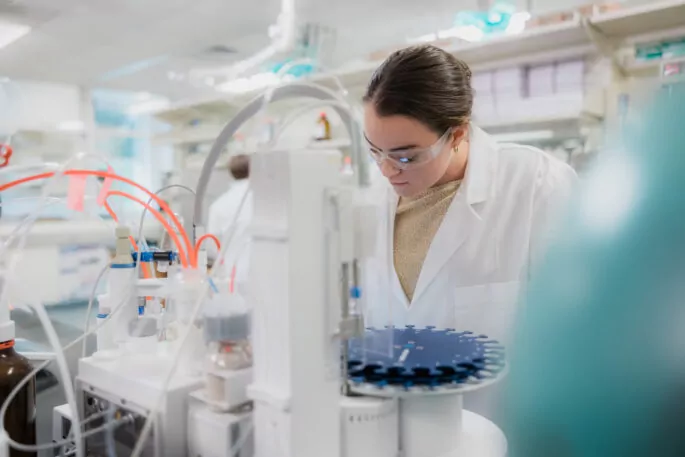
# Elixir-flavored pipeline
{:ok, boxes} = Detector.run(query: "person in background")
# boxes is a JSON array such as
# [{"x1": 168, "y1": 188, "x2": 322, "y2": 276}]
[
  {"x1": 207, "y1": 154, "x2": 252, "y2": 293},
  {"x1": 361, "y1": 44, "x2": 578, "y2": 421}
]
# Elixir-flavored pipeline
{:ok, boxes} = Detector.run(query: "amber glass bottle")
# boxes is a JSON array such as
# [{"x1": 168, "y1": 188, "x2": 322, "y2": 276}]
[
  {"x1": 316, "y1": 112, "x2": 332, "y2": 141},
  {"x1": 0, "y1": 340, "x2": 36, "y2": 457}
]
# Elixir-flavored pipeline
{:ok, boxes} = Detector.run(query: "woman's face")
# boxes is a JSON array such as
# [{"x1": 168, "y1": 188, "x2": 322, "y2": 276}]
[{"x1": 364, "y1": 104, "x2": 457, "y2": 197}]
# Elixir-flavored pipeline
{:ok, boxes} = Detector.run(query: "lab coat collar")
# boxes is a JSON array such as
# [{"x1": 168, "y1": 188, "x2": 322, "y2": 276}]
[
  {"x1": 393, "y1": 123, "x2": 499, "y2": 307},
  {"x1": 463, "y1": 123, "x2": 498, "y2": 208}
]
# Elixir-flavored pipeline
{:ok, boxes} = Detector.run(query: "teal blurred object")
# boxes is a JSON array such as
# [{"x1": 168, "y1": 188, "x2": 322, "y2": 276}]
[
  {"x1": 269, "y1": 59, "x2": 315, "y2": 78},
  {"x1": 454, "y1": 1, "x2": 517, "y2": 35},
  {"x1": 506, "y1": 85, "x2": 685, "y2": 457}
]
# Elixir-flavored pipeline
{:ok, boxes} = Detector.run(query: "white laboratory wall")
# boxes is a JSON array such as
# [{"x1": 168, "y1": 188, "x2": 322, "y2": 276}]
[{"x1": 0, "y1": 80, "x2": 83, "y2": 134}]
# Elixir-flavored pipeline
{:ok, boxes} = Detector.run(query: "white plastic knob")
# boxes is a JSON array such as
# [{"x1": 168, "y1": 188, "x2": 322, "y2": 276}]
[{"x1": 115, "y1": 226, "x2": 131, "y2": 239}]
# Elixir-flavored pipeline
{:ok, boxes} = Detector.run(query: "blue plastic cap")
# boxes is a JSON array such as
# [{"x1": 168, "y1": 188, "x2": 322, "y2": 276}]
[
  {"x1": 350, "y1": 287, "x2": 362, "y2": 299},
  {"x1": 132, "y1": 251, "x2": 177, "y2": 262}
]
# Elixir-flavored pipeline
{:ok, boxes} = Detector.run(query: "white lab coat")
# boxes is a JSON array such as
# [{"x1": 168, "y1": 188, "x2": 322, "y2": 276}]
[
  {"x1": 206, "y1": 180, "x2": 253, "y2": 292},
  {"x1": 362, "y1": 125, "x2": 577, "y2": 419}
]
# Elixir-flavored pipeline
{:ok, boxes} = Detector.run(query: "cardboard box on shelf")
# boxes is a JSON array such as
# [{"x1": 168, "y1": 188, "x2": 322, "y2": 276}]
[
  {"x1": 596, "y1": 2, "x2": 622, "y2": 15},
  {"x1": 527, "y1": 11, "x2": 575, "y2": 28},
  {"x1": 528, "y1": 2, "x2": 621, "y2": 28}
]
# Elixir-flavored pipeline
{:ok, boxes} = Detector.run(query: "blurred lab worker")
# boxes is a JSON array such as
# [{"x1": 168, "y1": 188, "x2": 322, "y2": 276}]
[
  {"x1": 361, "y1": 45, "x2": 577, "y2": 418},
  {"x1": 207, "y1": 154, "x2": 252, "y2": 293}
]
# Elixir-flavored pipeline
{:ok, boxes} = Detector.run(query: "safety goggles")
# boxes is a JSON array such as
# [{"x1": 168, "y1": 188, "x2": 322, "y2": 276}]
[{"x1": 365, "y1": 128, "x2": 453, "y2": 170}]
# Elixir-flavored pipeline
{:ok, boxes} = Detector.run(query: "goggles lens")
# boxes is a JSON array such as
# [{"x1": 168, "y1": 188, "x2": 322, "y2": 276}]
[{"x1": 366, "y1": 129, "x2": 452, "y2": 169}]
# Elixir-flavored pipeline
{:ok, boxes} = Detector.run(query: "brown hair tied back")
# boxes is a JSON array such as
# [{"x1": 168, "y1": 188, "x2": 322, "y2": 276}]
[{"x1": 364, "y1": 44, "x2": 474, "y2": 135}]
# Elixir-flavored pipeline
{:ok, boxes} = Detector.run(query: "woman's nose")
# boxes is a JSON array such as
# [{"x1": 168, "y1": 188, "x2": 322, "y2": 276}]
[{"x1": 379, "y1": 159, "x2": 400, "y2": 178}]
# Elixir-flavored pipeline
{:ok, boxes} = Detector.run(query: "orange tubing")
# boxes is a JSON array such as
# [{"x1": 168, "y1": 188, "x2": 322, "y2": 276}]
[
  {"x1": 0, "y1": 169, "x2": 195, "y2": 266},
  {"x1": 106, "y1": 190, "x2": 189, "y2": 268},
  {"x1": 0, "y1": 144, "x2": 13, "y2": 167},
  {"x1": 103, "y1": 200, "x2": 152, "y2": 279},
  {"x1": 194, "y1": 234, "x2": 221, "y2": 258}
]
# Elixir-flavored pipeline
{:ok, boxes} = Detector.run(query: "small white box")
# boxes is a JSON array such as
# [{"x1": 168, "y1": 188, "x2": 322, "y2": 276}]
[
  {"x1": 192, "y1": 368, "x2": 252, "y2": 412},
  {"x1": 53, "y1": 404, "x2": 73, "y2": 443},
  {"x1": 555, "y1": 59, "x2": 585, "y2": 91},
  {"x1": 78, "y1": 353, "x2": 204, "y2": 457},
  {"x1": 494, "y1": 67, "x2": 526, "y2": 97},
  {"x1": 188, "y1": 402, "x2": 253, "y2": 457},
  {"x1": 528, "y1": 64, "x2": 556, "y2": 97}
]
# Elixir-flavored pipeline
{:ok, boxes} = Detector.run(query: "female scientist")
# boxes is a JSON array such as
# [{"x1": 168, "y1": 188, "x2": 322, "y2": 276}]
[{"x1": 362, "y1": 44, "x2": 577, "y2": 347}]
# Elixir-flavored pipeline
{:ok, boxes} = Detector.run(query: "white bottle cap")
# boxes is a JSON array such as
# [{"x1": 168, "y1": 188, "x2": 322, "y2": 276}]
[{"x1": 0, "y1": 321, "x2": 15, "y2": 344}]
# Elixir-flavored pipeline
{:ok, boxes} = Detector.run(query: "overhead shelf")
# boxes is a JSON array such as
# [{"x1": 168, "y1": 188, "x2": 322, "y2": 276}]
[
  {"x1": 478, "y1": 112, "x2": 585, "y2": 131},
  {"x1": 154, "y1": 99, "x2": 238, "y2": 125},
  {"x1": 307, "y1": 138, "x2": 352, "y2": 150},
  {"x1": 153, "y1": 124, "x2": 226, "y2": 146},
  {"x1": 312, "y1": 19, "x2": 591, "y2": 91},
  {"x1": 476, "y1": 106, "x2": 601, "y2": 133},
  {"x1": 451, "y1": 19, "x2": 588, "y2": 67},
  {"x1": 313, "y1": 1, "x2": 685, "y2": 91},
  {"x1": 12, "y1": 128, "x2": 84, "y2": 138},
  {"x1": 153, "y1": 1, "x2": 684, "y2": 137},
  {"x1": 592, "y1": 0, "x2": 685, "y2": 38}
]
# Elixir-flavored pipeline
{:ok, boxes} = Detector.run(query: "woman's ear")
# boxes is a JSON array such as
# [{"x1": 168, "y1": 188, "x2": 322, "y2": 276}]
[{"x1": 451, "y1": 125, "x2": 468, "y2": 149}]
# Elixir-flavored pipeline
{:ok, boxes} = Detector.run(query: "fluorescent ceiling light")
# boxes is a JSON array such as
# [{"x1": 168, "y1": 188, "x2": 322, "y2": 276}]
[
  {"x1": 57, "y1": 120, "x2": 85, "y2": 132},
  {"x1": 490, "y1": 130, "x2": 555, "y2": 142},
  {"x1": 0, "y1": 20, "x2": 31, "y2": 50}
]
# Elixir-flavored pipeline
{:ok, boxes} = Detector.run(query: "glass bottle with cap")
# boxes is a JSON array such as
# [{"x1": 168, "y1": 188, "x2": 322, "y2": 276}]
[
  {"x1": 203, "y1": 293, "x2": 252, "y2": 406},
  {"x1": 0, "y1": 277, "x2": 36, "y2": 457}
]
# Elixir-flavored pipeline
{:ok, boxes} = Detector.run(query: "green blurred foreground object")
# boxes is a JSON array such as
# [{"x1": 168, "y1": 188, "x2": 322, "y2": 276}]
[{"x1": 506, "y1": 85, "x2": 685, "y2": 457}]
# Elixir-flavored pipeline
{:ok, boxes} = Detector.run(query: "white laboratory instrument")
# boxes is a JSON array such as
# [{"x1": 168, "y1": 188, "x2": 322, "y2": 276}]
[{"x1": 1, "y1": 81, "x2": 507, "y2": 457}]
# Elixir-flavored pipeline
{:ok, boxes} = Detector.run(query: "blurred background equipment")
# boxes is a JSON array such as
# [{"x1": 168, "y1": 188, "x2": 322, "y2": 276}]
[{"x1": 506, "y1": 84, "x2": 685, "y2": 457}]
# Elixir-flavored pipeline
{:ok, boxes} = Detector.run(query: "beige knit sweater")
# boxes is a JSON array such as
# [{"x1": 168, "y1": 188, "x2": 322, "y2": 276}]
[{"x1": 394, "y1": 180, "x2": 462, "y2": 302}]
